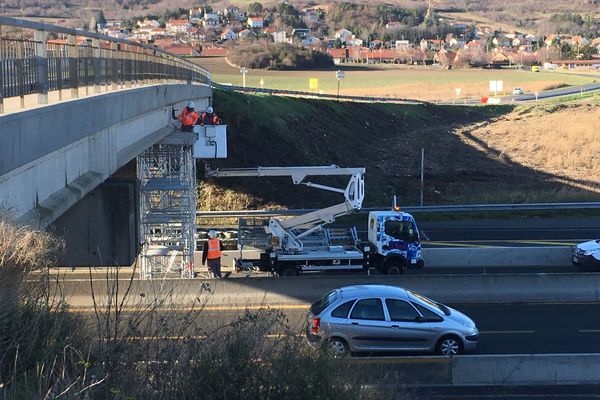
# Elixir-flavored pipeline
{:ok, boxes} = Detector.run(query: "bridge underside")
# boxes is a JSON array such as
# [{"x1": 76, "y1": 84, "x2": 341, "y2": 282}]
[{"x1": 0, "y1": 84, "x2": 213, "y2": 266}]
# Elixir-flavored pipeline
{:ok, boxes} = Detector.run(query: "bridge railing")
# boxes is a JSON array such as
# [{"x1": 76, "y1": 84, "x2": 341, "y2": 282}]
[{"x1": 0, "y1": 16, "x2": 211, "y2": 113}]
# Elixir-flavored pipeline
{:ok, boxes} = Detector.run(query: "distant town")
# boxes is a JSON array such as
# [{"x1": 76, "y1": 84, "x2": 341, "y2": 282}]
[{"x1": 49, "y1": 3, "x2": 600, "y2": 70}]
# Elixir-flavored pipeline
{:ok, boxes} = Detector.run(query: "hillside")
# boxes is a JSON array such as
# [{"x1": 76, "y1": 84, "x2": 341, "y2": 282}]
[{"x1": 199, "y1": 91, "x2": 600, "y2": 210}]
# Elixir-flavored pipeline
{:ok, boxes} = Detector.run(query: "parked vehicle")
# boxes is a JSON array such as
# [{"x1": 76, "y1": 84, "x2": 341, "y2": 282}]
[
  {"x1": 531, "y1": 66, "x2": 541, "y2": 72},
  {"x1": 306, "y1": 285, "x2": 479, "y2": 357},
  {"x1": 207, "y1": 166, "x2": 424, "y2": 276},
  {"x1": 512, "y1": 87, "x2": 524, "y2": 95},
  {"x1": 572, "y1": 239, "x2": 600, "y2": 271}
]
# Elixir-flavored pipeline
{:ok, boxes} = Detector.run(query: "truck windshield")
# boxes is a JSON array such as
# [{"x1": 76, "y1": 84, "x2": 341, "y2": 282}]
[
  {"x1": 384, "y1": 221, "x2": 417, "y2": 242},
  {"x1": 310, "y1": 290, "x2": 337, "y2": 315}
]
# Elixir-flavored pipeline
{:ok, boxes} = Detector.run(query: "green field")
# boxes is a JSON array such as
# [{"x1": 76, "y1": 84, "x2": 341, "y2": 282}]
[{"x1": 196, "y1": 58, "x2": 596, "y2": 100}]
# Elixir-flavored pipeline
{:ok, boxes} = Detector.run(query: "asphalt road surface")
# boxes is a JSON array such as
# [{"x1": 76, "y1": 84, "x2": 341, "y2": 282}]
[{"x1": 116, "y1": 301, "x2": 600, "y2": 355}]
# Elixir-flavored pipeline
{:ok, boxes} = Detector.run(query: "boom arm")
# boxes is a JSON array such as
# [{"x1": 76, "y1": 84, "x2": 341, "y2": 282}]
[{"x1": 206, "y1": 165, "x2": 365, "y2": 252}]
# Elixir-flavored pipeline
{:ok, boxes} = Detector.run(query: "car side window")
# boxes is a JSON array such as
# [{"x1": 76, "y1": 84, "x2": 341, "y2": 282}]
[
  {"x1": 385, "y1": 299, "x2": 420, "y2": 321},
  {"x1": 350, "y1": 298, "x2": 385, "y2": 321},
  {"x1": 411, "y1": 302, "x2": 444, "y2": 322},
  {"x1": 331, "y1": 300, "x2": 355, "y2": 318}
]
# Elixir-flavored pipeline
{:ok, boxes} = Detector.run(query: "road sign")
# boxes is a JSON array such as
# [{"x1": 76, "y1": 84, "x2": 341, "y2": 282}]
[
  {"x1": 336, "y1": 70, "x2": 345, "y2": 80},
  {"x1": 489, "y1": 80, "x2": 503, "y2": 96},
  {"x1": 309, "y1": 78, "x2": 318, "y2": 91},
  {"x1": 455, "y1": 88, "x2": 462, "y2": 97},
  {"x1": 260, "y1": 78, "x2": 264, "y2": 89}
]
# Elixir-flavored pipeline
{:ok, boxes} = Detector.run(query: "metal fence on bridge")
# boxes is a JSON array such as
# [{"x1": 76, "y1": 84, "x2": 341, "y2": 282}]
[{"x1": 0, "y1": 16, "x2": 211, "y2": 112}]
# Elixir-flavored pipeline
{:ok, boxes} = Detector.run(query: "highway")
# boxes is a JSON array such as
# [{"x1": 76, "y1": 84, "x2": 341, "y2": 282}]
[{"x1": 76, "y1": 301, "x2": 600, "y2": 355}]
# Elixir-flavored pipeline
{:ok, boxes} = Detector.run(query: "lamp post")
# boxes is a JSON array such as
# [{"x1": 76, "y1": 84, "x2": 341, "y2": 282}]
[{"x1": 240, "y1": 67, "x2": 248, "y2": 88}]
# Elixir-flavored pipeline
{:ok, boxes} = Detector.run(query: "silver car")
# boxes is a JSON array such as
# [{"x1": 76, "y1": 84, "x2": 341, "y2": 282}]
[{"x1": 306, "y1": 285, "x2": 479, "y2": 357}]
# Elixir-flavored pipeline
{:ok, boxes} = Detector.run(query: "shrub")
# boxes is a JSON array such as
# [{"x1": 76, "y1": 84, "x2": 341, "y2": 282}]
[{"x1": 228, "y1": 42, "x2": 334, "y2": 70}]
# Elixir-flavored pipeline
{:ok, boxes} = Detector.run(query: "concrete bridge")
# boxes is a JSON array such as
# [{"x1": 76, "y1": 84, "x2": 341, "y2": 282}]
[{"x1": 0, "y1": 17, "x2": 214, "y2": 266}]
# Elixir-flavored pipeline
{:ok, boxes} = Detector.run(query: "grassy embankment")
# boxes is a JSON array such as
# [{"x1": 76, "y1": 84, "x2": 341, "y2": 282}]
[{"x1": 200, "y1": 90, "x2": 600, "y2": 214}]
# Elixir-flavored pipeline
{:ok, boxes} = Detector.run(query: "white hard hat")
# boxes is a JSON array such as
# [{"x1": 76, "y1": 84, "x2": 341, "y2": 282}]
[
  {"x1": 208, "y1": 230, "x2": 217, "y2": 238},
  {"x1": 188, "y1": 101, "x2": 195, "y2": 109},
  {"x1": 206, "y1": 106, "x2": 213, "y2": 113}
]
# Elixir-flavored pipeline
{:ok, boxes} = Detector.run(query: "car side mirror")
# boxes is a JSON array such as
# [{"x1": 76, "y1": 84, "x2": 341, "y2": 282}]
[{"x1": 415, "y1": 315, "x2": 426, "y2": 322}]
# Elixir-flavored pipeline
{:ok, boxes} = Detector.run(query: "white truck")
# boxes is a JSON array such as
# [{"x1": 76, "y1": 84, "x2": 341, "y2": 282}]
[{"x1": 205, "y1": 165, "x2": 424, "y2": 276}]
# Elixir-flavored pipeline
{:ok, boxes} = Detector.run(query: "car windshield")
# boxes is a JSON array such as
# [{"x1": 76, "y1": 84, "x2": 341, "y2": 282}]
[
  {"x1": 310, "y1": 290, "x2": 337, "y2": 315},
  {"x1": 408, "y1": 290, "x2": 451, "y2": 316}
]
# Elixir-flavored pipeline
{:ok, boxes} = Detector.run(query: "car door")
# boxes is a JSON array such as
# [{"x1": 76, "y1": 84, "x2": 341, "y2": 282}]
[
  {"x1": 384, "y1": 298, "x2": 440, "y2": 351},
  {"x1": 346, "y1": 298, "x2": 390, "y2": 351}
]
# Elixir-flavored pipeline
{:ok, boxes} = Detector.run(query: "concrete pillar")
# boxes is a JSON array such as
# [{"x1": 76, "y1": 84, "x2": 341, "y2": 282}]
[
  {"x1": 34, "y1": 30, "x2": 49, "y2": 105},
  {"x1": 91, "y1": 38, "x2": 101, "y2": 94},
  {"x1": 111, "y1": 43, "x2": 118, "y2": 91},
  {"x1": 67, "y1": 35, "x2": 79, "y2": 99},
  {"x1": 125, "y1": 46, "x2": 132, "y2": 89}
]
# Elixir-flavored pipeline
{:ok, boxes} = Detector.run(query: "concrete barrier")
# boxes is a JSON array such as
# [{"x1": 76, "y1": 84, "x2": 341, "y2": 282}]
[
  {"x1": 452, "y1": 354, "x2": 600, "y2": 385},
  {"x1": 422, "y1": 246, "x2": 572, "y2": 267},
  {"x1": 59, "y1": 273, "x2": 600, "y2": 309}
]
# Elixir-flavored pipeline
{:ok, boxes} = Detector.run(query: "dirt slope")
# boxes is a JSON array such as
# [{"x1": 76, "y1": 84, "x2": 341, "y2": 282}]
[{"x1": 200, "y1": 91, "x2": 600, "y2": 210}]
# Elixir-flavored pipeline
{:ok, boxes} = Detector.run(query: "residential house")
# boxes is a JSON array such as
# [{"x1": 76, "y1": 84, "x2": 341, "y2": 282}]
[
  {"x1": 545, "y1": 34, "x2": 558, "y2": 48},
  {"x1": 292, "y1": 28, "x2": 311, "y2": 39},
  {"x1": 203, "y1": 18, "x2": 221, "y2": 30},
  {"x1": 369, "y1": 39, "x2": 383, "y2": 49},
  {"x1": 221, "y1": 28, "x2": 237, "y2": 41},
  {"x1": 153, "y1": 38, "x2": 175, "y2": 49},
  {"x1": 327, "y1": 48, "x2": 350, "y2": 64},
  {"x1": 449, "y1": 37, "x2": 466, "y2": 49},
  {"x1": 304, "y1": 9, "x2": 319, "y2": 25},
  {"x1": 224, "y1": 5, "x2": 245, "y2": 21},
  {"x1": 434, "y1": 48, "x2": 457, "y2": 67},
  {"x1": 247, "y1": 17, "x2": 264, "y2": 29},
  {"x1": 166, "y1": 19, "x2": 192, "y2": 34},
  {"x1": 268, "y1": 29, "x2": 288, "y2": 43},
  {"x1": 450, "y1": 22, "x2": 468, "y2": 31},
  {"x1": 239, "y1": 29, "x2": 256, "y2": 39},
  {"x1": 569, "y1": 35, "x2": 590, "y2": 46},
  {"x1": 204, "y1": 12, "x2": 219, "y2": 21},
  {"x1": 395, "y1": 40, "x2": 411, "y2": 50},
  {"x1": 302, "y1": 35, "x2": 319, "y2": 46},
  {"x1": 189, "y1": 7, "x2": 203, "y2": 24},
  {"x1": 137, "y1": 19, "x2": 160, "y2": 29},
  {"x1": 386, "y1": 21, "x2": 402, "y2": 30},
  {"x1": 492, "y1": 36, "x2": 511, "y2": 47},
  {"x1": 464, "y1": 40, "x2": 483, "y2": 50},
  {"x1": 420, "y1": 39, "x2": 444, "y2": 51},
  {"x1": 349, "y1": 38, "x2": 363, "y2": 47},
  {"x1": 335, "y1": 28, "x2": 353, "y2": 44},
  {"x1": 166, "y1": 44, "x2": 200, "y2": 56}
]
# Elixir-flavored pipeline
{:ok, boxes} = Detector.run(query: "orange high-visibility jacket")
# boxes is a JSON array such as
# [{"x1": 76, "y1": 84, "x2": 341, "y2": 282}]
[
  {"x1": 206, "y1": 238, "x2": 222, "y2": 260},
  {"x1": 199, "y1": 112, "x2": 219, "y2": 126},
  {"x1": 177, "y1": 108, "x2": 199, "y2": 126}
]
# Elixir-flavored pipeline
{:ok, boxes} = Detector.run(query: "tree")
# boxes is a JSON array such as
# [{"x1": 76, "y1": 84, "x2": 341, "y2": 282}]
[
  {"x1": 248, "y1": 2, "x2": 263, "y2": 16},
  {"x1": 89, "y1": 16, "x2": 97, "y2": 32},
  {"x1": 96, "y1": 10, "x2": 106, "y2": 26}
]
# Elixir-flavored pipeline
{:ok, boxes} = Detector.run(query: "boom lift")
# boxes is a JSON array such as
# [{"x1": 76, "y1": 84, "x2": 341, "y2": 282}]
[{"x1": 206, "y1": 165, "x2": 424, "y2": 276}]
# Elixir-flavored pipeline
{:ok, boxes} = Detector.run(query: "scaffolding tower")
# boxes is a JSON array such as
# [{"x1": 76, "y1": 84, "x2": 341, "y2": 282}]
[{"x1": 137, "y1": 132, "x2": 197, "y2": 279}]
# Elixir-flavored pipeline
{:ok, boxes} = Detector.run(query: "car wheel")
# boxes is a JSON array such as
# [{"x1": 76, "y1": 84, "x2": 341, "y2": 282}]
[
  {"x1": 278, "y1": 264, "x2": 298, "y2": 277},
  {"x1": 384, "y1": 260, "x2": 404, "y2": 275},
  {"x1": 324, "y1": 337, "x2": 350, "y2": 358},
  {"x1": 436, "y1": 335, "x2": 463, "y2": 356}
]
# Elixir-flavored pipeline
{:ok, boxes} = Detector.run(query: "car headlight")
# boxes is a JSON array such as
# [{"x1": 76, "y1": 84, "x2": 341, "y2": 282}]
[{"x1": 463, "y1": 320, "x2": 476, "y2": 330}]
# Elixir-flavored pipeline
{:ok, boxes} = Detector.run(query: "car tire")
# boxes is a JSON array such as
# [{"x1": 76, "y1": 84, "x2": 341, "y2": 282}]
[
  {"x1": 416, "y1": 259, "x2": 425, "y2": 269},
  {"x1": 278, "y1": 263, "x2": 298, "y2": 277},
  {"x1": 323, "y1": 337, "x2": 350, "y2": 358},
  {"x1": 384, "y1": 260, "x2": 404, "y2": 275},
  {"x1": 436, "y1": 335, "x2": 464, "y2": 356}
]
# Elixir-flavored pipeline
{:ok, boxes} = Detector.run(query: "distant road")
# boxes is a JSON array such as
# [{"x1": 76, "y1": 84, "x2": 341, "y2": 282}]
[{"x1": 512, "y1": 81, "x2": 600, "y2": 102}]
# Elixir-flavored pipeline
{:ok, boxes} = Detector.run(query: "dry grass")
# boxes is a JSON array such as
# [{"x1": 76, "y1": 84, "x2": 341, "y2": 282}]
[{"x1": 465, "y1": 104, "x2": 600, "y2": 190}]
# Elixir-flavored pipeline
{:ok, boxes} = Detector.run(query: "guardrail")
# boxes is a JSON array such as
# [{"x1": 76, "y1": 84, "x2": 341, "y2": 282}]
[
  {"x1": 0, "y1": 16, "x2": 211, "y2": 112},
  {"x1": 196, "y1": 201, "x2": 600, "y2": 218}
]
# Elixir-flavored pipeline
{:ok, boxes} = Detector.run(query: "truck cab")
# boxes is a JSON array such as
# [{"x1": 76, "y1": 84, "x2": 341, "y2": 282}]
[{"x1": 367, "y1": 210, "x2": 424, "y2": 274}]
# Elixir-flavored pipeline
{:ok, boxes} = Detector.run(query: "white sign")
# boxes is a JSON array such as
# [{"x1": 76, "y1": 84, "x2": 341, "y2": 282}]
[
  {"x1": 455, "y1": 88, "x2": 462, "y2": 97},
  {"x1": 489, "y1": 80, "x2": 503, "y2": 93},
  {"x1": 260, "y1": 78, "x2": 264, "y2": 89},
  {"x1": 336, "y1": 70, "x2": 345, "y2": 79}
]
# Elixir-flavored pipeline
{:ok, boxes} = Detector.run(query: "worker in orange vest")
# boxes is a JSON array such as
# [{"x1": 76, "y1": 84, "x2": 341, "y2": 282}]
[
  {"x1": 202, "y1": 230, "x2": 223, "y2": 278},
  {"x1": 199, "y1": 106, "x2": 220, "y2": 126},
  {"x1": 172, "y1": 101, "x2": 199, "y2": 132}
]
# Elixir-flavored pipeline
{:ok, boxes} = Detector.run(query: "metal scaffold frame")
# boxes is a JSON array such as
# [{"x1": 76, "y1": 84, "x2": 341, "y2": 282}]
[{"x1": 137, "y1": 138, "x2": 196, "y2": 279}]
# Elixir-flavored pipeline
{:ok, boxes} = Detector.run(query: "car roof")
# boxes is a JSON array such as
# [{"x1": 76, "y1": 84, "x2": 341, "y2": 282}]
[{"x1": 337, "y1": 285, "x2": 410, "y2": 300}]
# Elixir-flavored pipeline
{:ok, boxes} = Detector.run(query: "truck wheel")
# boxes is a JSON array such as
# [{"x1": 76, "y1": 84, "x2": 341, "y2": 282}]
[
  {"x1": 278, "y1": 264, "x2": 298, "y2": 277},
  {"x1": 384, "y1": 260, "x2": 404, "y2": 275},
  {"x1": 416, "y1": 260, "x2": 425, "y2": 269}
]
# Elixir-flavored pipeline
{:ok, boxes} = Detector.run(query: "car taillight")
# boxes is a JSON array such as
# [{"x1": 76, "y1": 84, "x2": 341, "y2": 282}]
[{"x1": 311, "y1": 317, "x2": 320, "y2": 333}]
